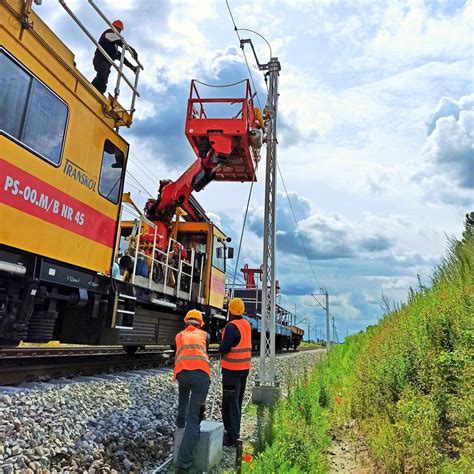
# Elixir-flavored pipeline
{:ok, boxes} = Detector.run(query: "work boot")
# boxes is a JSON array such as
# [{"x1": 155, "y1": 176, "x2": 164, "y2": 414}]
[{"x1": 223, "y1": 433, "x2": 237, "y2": 447}]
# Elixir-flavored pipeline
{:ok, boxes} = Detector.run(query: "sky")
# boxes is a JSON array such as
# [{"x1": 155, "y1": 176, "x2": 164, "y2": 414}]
[{"x1": 35, "y1": 0, "x2": 473, "y2": 340}]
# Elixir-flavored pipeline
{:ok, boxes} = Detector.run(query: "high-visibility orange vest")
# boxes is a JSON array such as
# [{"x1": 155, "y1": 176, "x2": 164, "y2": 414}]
[
  {"x1": 221, "y1": 318, "x2": 252, "y2": 371},
  {"x1": 173, "y1": 325, "x2": 210, "y2": 379}
]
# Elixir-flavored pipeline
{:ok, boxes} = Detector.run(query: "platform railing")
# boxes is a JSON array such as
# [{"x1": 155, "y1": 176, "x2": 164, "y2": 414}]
[
  {"x1": 58, "y1": 0, "x2": 143, "y2": 123},
  {"x1": 128, "y1": 216, "x2": 194, "y2": 300},
  {"x1": 187, "y1": 79, "x2": 252, "y2": 121}
]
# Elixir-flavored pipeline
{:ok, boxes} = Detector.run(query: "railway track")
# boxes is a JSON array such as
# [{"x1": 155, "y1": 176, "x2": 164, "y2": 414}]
[
  {"x1": 0, "y1": 345, "x2": 309, "y2": 386},
  {"x1": 0, "y1": 346, "x2": 171, "y2": 385}
]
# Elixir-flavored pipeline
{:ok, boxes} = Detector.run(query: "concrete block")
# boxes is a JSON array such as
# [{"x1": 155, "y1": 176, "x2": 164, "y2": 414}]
[
  {"x1": 193, "y1": 421, "x2": 224, "y2": 471},
  {"x1": 173, "y1": 422, "x2": 224, "y2": 471},
  {"x1": 252, "y1": 385, "x2": 281, "y2": 405}
]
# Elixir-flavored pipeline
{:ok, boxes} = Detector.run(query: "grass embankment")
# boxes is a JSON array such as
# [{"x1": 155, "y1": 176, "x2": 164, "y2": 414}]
[{"x1": 244, "y1": 224, "x2": 473, "y2": 473}]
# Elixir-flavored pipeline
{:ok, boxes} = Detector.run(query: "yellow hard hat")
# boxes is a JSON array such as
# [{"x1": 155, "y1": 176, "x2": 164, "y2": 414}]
[
  {"x1": 184, "y1": 309, "x2": 204, "y2": 327},
  {"x1": 228, "y1": 297, "x2": 245, "y2": 316}
]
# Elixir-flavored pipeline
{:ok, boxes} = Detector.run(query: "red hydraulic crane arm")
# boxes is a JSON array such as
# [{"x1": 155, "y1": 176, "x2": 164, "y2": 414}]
[
  {"x1": 144, "y1": 79, "x2": 263, "y2": 237},
  {"x1": 144, "y1": 153, "x2": 216, "y2": 223}
]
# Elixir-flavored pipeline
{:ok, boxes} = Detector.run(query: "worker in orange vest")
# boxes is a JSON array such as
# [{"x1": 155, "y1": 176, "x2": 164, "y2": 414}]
[
  {"x1": 219, "y1": 297, "x2": 252, "y2": 447},
  {"x1": 173, "y1": 309, "x2": 210, "y2": 471}
]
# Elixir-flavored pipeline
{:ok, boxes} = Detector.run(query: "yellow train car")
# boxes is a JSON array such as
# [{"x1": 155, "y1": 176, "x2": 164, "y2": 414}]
[
  {"x1": 1, "y1": 0, "x2": 128, "y2": 274},
  {"x1": 0, "y1": 0, "x2": 137, "y2": 345}
]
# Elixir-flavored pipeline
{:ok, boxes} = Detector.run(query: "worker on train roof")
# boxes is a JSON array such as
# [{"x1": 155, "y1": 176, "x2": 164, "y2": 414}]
[
  {"x1": 173, "y1": 309, "x2": 210, "y2": 472},
  {"x1": 219, "y1": 297, "x2": 252, "y2": 447},
  {"x1": 91, "y1": 20, "x2": 138, "y2": 95}
]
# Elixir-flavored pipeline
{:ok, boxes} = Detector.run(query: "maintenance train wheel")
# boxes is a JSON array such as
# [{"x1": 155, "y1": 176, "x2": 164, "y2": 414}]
[
  {"x1": 123, "y1": 345, "x2": 139, "y2": 354},
  {"x1": 0, "y1": 338, "x2": 20, "y2": 348}
]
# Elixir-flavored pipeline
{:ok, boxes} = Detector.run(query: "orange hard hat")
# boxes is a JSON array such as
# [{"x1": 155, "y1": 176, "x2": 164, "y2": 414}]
[
  {"x1": 184, "y1": 309, "x2": 204, "y2": 327},
  {"x1": 112, "y1": 20, "x2": 124, "y2": 30},
  {"x1": 229, "y1": 297, "x2": 245, "y2": 316}
]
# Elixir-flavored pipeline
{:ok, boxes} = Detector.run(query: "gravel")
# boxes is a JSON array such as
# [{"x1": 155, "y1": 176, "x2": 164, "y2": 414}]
[{"x1": 0, "y1": 350, "x2": 324, "y2": 473}]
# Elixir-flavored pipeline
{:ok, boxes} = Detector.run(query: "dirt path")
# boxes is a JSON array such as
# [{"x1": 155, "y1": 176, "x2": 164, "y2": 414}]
[{"x1": 328, "y1": 424, "x2": 382, "y2": 473}]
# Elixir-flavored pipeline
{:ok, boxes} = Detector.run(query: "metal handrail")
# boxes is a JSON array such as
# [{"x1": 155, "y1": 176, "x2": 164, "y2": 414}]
[
  {"x1": 187, "y1": 79, "x2": 253, "y2": 121},
  {"x1": 129, "y1": 218, "x2": 195, "y2": 299},
  {"x1": 58, "y1": 0, "x2": 143, "y2": 118}
]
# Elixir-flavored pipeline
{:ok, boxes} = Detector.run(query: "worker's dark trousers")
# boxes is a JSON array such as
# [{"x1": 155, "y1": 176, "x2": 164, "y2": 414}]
[
  {"x1": 176, "y1": 370, "x2": 210, "y2": 469},
  {"x1": 221, "y1": 371, "x2": 248, "y2": 443},
  {"x1": 91, "y1": 56, "x2": 111, "y2": 94}
]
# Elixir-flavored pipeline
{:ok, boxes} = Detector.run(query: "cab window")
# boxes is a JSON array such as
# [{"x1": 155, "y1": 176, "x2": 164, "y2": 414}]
[
  {"x1": 0, "y1": 50, "x2": 68, "y2": 165},
  {"x1": 212, "y1": 235, "x2": 225, "y2": 272},
  {"x1": 99, "y1": 139, "x2": 125, "y2": 204}
]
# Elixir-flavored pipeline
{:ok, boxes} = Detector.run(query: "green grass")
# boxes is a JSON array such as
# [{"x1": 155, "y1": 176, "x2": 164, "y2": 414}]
[
  {"x1": 243, "y1": 216, "x2": 473, "y2": 473},
  {"x1": 299, "y1": 341, "x2": 324, "y2": 348},
  {"x1": 243, "y1": 341, "x2": 360, "y2": 473},
  {"x1": 350, "y1": 232, "x2": 473, "y2": 472}
]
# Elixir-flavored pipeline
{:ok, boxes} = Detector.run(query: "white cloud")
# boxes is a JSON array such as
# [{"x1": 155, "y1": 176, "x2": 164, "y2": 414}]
[
  {"x1": 330, "y1": 292, "x2": 361, "y2": 321},
  {"x1": 359, "y1": 0, "x2": 472, "y2": 69},
  {"x1": 423, "y1": 93, "x2": 474, "y2": 189}
]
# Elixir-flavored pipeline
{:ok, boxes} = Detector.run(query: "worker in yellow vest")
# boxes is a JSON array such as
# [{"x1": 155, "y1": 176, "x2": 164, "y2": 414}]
[
  {"x1": 173, "y1": 309, "x2": 210, "y2": 472},
  {"x1": 219, "y1": 297, "x2": 252, "y2": 447}
]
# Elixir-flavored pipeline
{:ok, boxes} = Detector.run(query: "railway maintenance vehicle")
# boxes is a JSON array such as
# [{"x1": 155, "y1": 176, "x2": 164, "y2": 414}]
[{"x1": 0, "y1": 0, "x2": 303, "y2": 352}]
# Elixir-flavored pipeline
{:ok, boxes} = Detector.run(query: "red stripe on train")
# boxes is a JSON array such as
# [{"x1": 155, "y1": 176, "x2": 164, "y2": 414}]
[{"x1": 0, "y1": 159, "x2": 116, "y2": 248}]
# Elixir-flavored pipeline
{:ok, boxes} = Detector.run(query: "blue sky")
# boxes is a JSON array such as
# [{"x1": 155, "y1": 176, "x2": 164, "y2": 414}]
[{"x1": 36, "y1": 0, "x2": 473, "y2": 339}]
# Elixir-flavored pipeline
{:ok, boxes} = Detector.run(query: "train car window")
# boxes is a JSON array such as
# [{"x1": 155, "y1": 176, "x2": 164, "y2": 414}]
[
  {"x1": 99, "y1": 139, "x2": 125, "y2": 204},
  {"x1": 212, "y1": 235, "x2": 225, "y2": 272},
  {"x1": 0, "y1": 52, "x2": 31, "y2": 137},
  {"x1": 0, "y1": 50, "x2": 68, "y2": 166},
  {"x1": 21, "y1": 80, "x2": 68, "y2": 165}
]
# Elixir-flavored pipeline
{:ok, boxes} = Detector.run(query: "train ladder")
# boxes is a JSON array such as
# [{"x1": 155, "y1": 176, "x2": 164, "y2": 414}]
[{"x1": 115, "y1": 292, "x2": 136, "y2": 330}]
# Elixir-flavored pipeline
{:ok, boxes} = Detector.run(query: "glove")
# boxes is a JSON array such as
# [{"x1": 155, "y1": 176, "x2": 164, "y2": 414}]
[{"x1": 130, "y1": 47, "x2": 138, "y2": 60}]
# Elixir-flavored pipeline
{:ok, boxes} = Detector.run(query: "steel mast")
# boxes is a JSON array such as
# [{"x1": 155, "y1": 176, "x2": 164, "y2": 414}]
[{"x1": 241, "y1": 39, "x2": 281, "y2": 405}]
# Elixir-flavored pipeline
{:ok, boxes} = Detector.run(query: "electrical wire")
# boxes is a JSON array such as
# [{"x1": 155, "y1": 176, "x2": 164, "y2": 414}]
[
  {"x1": 125, "y1": 170, "x2": 153, "y2": 197},
  {"x1": 123, "y1": 180, "x2": 146, "y2": 195},
  {"x1": 277, "y1": 162, "x2": 322, "y2": 291},
  {"x1": 237, "y1": 28, "x2": 272, "y2": 59},
  {"x1": 226, "y1": 264, "x2": 247, "y2": 286},
  {"x1": 127, "y1": 158, "x2": 159, "y2": 191},
  {"x1": 225, "y1": 0, "x2": 264, "y2": 111},
  {"x1": 128, "y1": 150, "x2": 162, "y2": 184},
  {"x1": 194, "y1": 78, "x2": 249, "y2": 88},
  {"x1": 230, "y1": 165, "x2": 258, "y2": 294}
]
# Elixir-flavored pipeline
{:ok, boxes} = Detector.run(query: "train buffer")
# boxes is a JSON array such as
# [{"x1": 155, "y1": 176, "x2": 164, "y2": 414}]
[{"x1": 185, "y1": 79, "x2": 265, "y2": 183}]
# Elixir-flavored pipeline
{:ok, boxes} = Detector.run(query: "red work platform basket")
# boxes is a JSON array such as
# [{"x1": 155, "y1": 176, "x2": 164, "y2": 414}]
[{"x1": 185, "y1": 79, "x2": 263, "y2": 182}]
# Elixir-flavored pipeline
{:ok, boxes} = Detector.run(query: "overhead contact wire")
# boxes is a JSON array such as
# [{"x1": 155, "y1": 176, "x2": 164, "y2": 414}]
[
  {"x1": 225, "y1": 0, "x2": 263, "y2": 111},
  {"x1": 277, "y1": 162, "x2": 322, "y2": 291}
]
